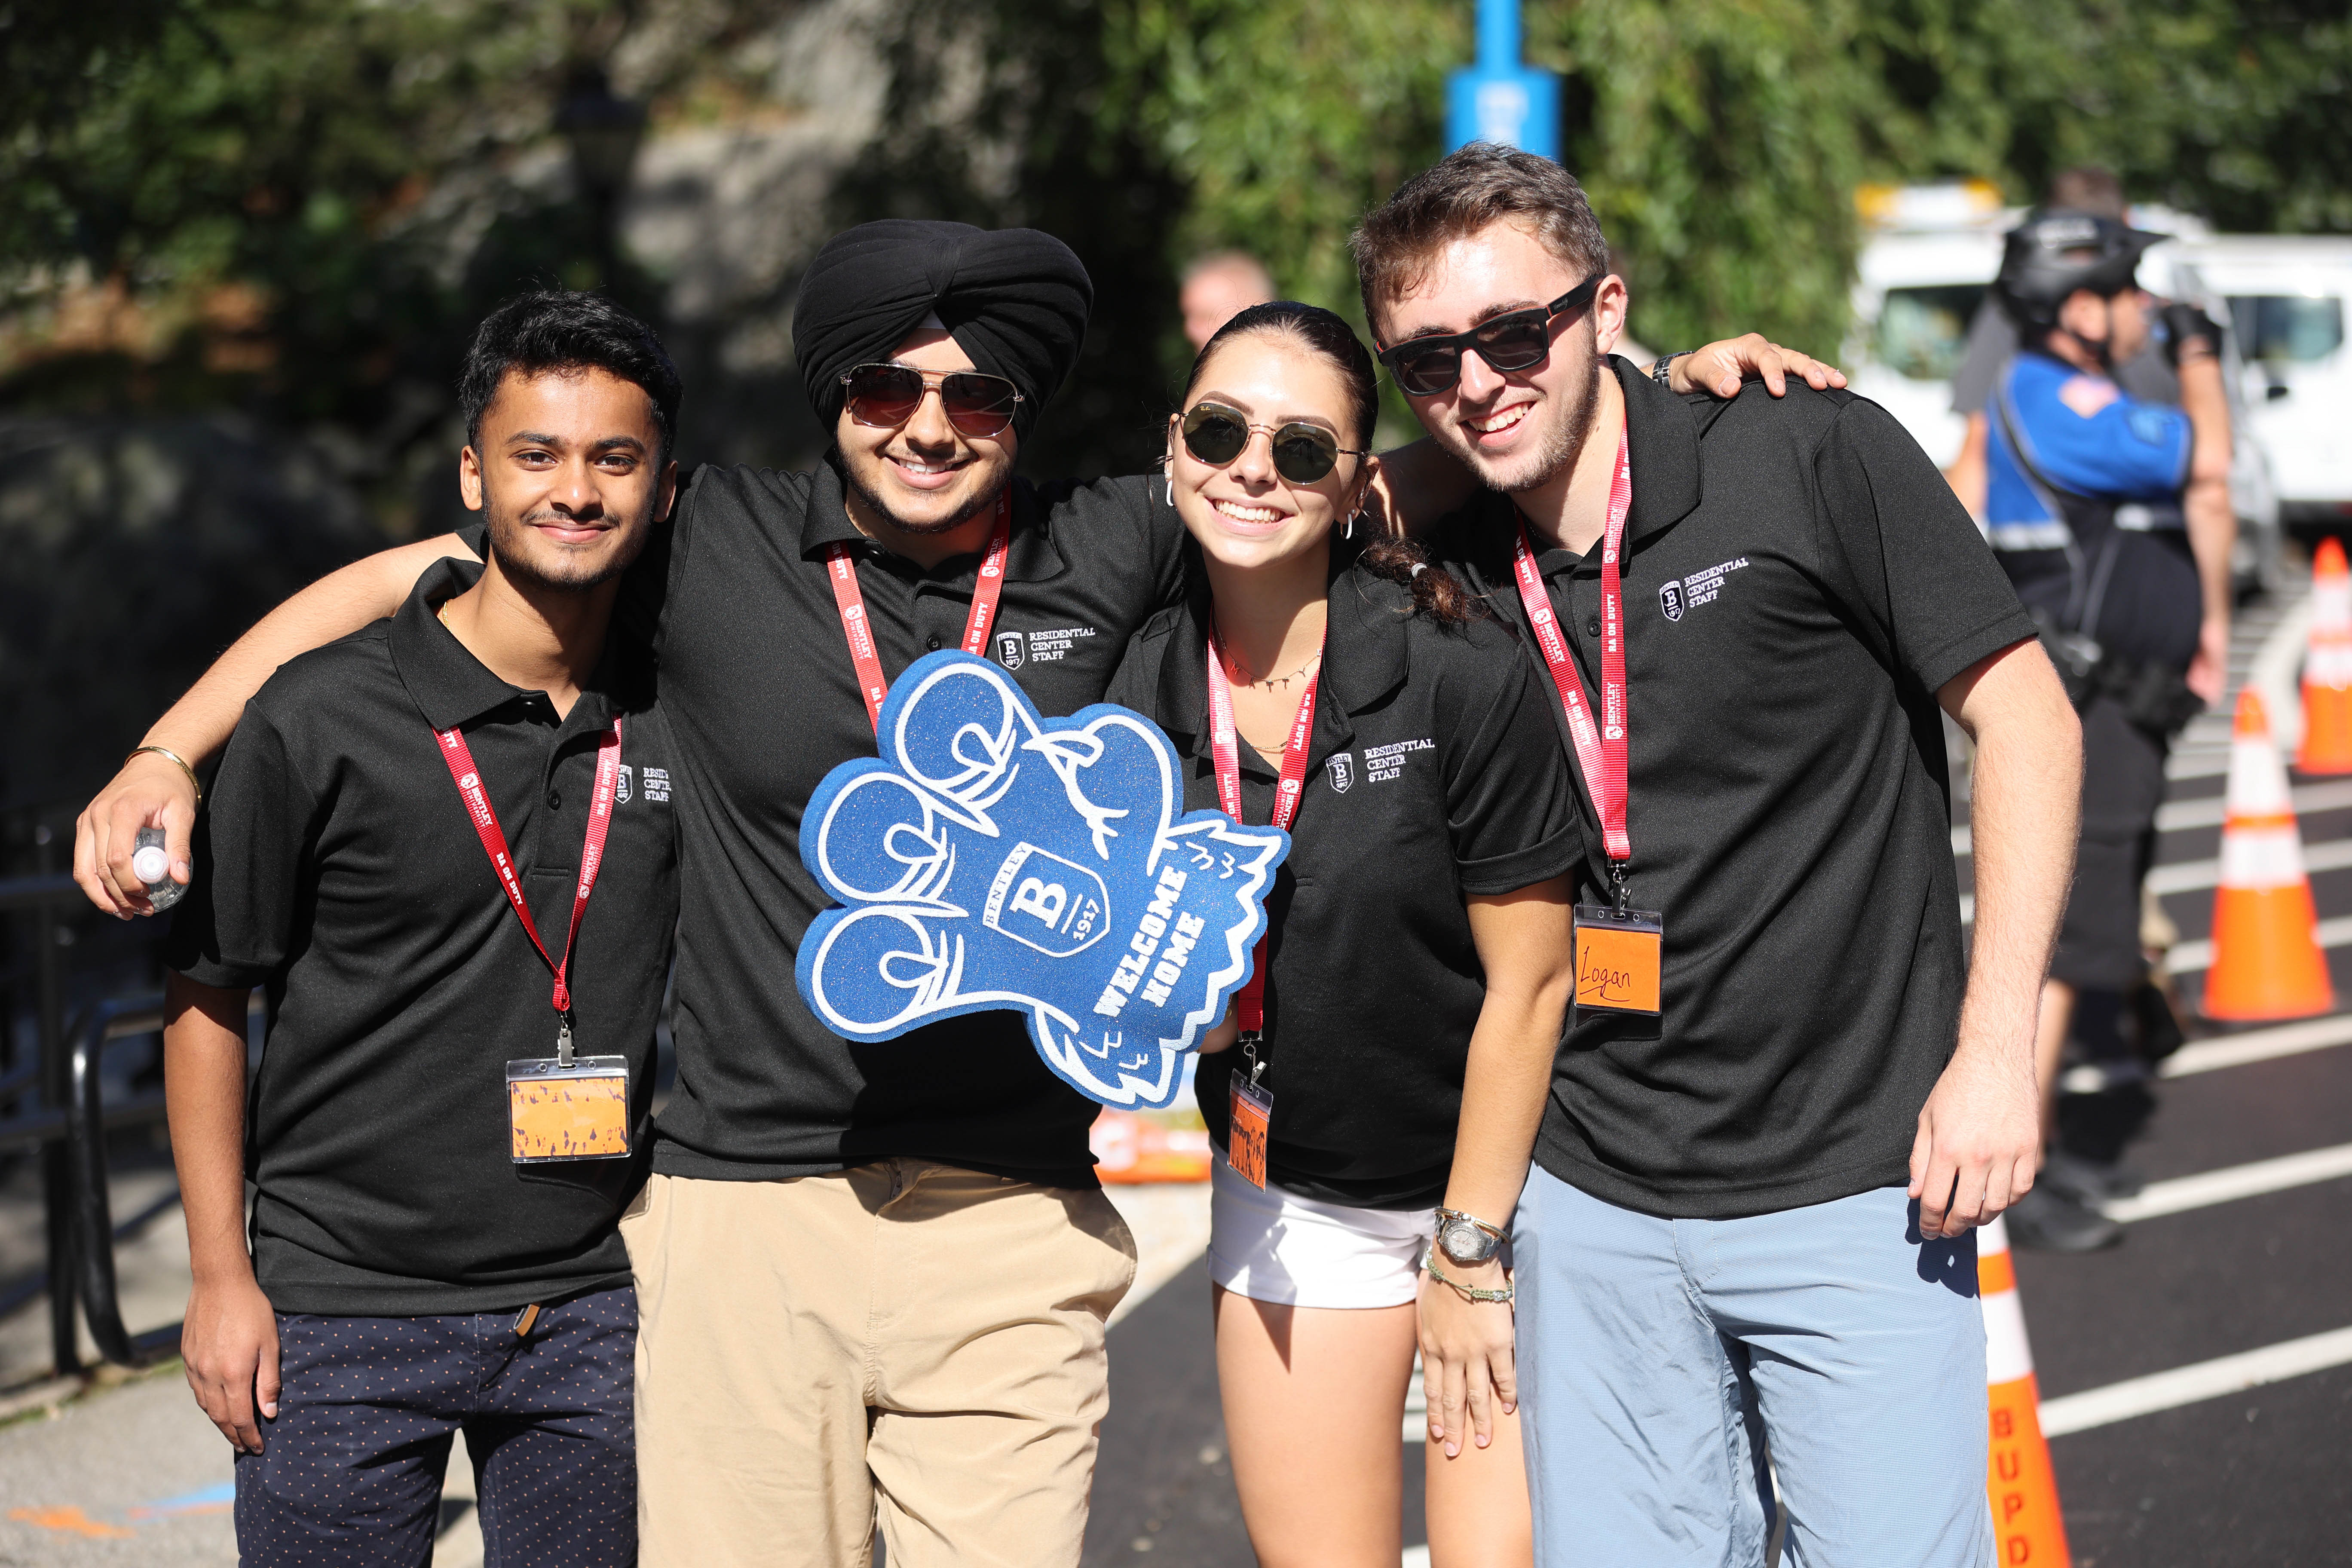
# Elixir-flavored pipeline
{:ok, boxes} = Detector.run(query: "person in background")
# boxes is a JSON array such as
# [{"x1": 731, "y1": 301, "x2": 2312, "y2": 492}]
[
  {"x1": 1981, "y1": 210, "x2": 2234, "y2": 1251},
  {"x1": 1109, "y1": 300, "x2": 1577, "y2": 1567},
  {"x1": 1181, "y1": 250, "x2": 1278, "y2": 352},
  {"x1": 1947, "y1": 171, "x2": 2178, "y2": 459},
  {"x1": 1355, "y1": 141, "x2": 2082, "y2": 1568},
  {"x1": 164, "y1": 291, "x2": 680, "y2": 1563}
]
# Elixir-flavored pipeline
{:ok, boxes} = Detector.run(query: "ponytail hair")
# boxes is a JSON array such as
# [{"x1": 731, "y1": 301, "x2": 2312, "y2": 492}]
[{"x1": 1357, "y1": 535, "x2": 1485, "y2": 625}]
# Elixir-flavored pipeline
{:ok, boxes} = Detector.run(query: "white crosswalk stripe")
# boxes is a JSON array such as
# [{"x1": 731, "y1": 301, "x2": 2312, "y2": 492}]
[
  {"x1": 2099, "y1": 1142, "x2": 2352, "y2": 1222},
  {"x1": 2040, "y1": 1326, "x2": 2352, "y2": 1437}
]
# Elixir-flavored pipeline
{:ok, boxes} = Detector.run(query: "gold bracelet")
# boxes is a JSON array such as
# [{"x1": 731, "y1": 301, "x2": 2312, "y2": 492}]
[
  {"x1": 1422, "y1": 1246, "x2": 1514, "y2": 1305},
  {"x1": 128, "y1": 745, "x2": 203, "y2": 807}
]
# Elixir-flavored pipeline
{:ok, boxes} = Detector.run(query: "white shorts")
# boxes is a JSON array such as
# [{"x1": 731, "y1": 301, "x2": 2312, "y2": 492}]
[{"x1": 1207, "y1": 1160, "x2": 1435, "y2": 1309}]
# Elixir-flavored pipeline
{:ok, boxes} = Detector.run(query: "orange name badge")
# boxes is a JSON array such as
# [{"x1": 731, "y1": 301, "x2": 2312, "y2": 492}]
[
  {"x1": 1227, "y1": 1075, "x2": 1273, "y2": 1189},
  {"x1": 1574, "y1": 904, "x2": 1664, "y2": 1017},
  {"x1": 507, "y1": 1056, "x2": 633, "y2": 1163}
]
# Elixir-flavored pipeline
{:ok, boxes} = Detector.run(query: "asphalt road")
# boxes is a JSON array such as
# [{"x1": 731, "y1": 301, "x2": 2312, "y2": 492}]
[
  {"x1": 5, "y1": 590, "x2": 2346, "y2": 1567},
  {"x1": 1081, "y1": 588, "x2": 2352, "y2": 1566}
]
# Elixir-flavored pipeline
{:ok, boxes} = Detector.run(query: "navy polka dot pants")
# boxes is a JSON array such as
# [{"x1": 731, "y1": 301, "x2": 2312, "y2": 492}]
[{"x1": 234, "y1": 1285, "x2": 637, "y2": 1566}]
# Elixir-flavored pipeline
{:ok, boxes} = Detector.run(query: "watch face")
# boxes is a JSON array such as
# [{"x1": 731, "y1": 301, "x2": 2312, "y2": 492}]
[{"x1": 1441, "y1": 1219, "x2": 1496, "y2": 1263}]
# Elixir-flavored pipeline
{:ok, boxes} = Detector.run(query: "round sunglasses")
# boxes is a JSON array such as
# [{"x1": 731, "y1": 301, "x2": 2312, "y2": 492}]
[
  {"x1": 840, "y1": 362, "x2": 1024, "y2": 439},
  {"x1": 1179, "y1": 402, "x2": 1366, "y2": 485},
  {"x1": 1375, "y1": 273, "x2": 1603, "y2": 396}
]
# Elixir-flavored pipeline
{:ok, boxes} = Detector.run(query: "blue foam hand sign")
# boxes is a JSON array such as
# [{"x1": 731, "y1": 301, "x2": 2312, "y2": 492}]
[{"x1": 797, "y1": 651, "x2": 1290, "y2": 1109}]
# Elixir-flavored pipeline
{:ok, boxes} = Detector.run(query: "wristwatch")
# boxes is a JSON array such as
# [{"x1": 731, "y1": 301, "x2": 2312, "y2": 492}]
[
  {"x1": 1650, "y1": 351, "x2": 1693, "y2": 389},
  {"x1": 1433, "y1": 1207, "x2": 1507, "y2": 1267}
]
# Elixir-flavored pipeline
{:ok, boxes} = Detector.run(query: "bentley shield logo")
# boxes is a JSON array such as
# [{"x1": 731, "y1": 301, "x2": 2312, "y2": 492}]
[
  {"x1": 1659, "y1": 580, "x2": 1686, "y2": 622},
  {"x1": 1326, "y1": 752, "x2": 1354, "y2": 793},
  {"x1": 994, "y1": 631, "x2": 1026, "y2": 669}
]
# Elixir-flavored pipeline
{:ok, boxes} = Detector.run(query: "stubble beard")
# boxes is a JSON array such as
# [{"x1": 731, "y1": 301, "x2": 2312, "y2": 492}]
[
  {"x1": 1454, "y1": 356, "x2": 1602, "y2": 501},
  {"x1": 843, "y1": 453, "x2": 1006, "y2": 539},
  {"x1": 485, "y1": 502, "x2": 651, "y2": 593}
]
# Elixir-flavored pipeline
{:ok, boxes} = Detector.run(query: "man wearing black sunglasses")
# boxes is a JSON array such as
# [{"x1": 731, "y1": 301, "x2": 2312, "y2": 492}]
[{"x1": 1353, "y1": 144, "x2": 2086, "y2": 1568}]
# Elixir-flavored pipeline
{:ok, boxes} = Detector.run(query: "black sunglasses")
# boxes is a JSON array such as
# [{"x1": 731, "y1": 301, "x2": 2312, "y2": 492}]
[
  {"x1": 1180, "y1": 402, "x2": 1366, "y2": 486},
  {"x1": 840, "y1": 363, "x2": 1024, "y2": 439},
  {"x1": 1375, "y1": 274, "x2": 1604, "y2": 396}
]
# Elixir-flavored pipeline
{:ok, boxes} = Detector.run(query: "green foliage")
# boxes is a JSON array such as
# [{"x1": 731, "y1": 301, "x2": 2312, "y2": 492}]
[{"x1": 5, "y1": 0, "x2": 2347, "y2": 472}]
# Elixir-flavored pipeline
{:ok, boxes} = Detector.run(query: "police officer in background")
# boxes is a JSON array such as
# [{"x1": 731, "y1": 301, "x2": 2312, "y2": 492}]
[
  {"x1": 1985, "y1": 210, "x2": 2234, "y2": 1250},
  {"x1": 1945, "y1": 168, "x2": 2187, "y2": 519}
]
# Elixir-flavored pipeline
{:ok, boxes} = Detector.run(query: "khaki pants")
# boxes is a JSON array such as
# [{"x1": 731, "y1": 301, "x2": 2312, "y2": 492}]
[{"x1": 620, "y1": 1163, "x2": 1136, "y2": 1568}]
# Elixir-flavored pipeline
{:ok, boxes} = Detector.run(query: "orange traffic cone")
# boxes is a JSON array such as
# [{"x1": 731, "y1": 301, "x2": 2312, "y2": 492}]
[
  {"x1": 2297, "y1": 538, "x2": 2352, "y2": 774},
  {"x1": 2205, "y1": 690, "x2": 2336, "y2": 1020},
  {"x1": 1090, "y1": 1108, "x2": 1213, "y2": 1184},
  {"x1": 1982, "y1": 1216, "x2": 2070, "y2": 1566}
]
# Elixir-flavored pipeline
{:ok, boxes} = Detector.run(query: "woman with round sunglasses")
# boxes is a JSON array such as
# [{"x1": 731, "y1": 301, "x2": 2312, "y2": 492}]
[{"x1": 1107, "y1": 301, "x2": 1578, "y2": 1568}]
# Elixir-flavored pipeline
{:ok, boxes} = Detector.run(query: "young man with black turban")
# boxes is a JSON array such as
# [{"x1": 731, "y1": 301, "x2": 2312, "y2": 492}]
[{"x1": 79, "y1": 217, "x2": 1836, "y2": 1564}]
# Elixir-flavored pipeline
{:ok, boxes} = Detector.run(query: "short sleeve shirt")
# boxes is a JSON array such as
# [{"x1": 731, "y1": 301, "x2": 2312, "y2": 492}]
[
  {"x1": 1106, "y1": 560, "x2": 1579, "y2": 1208},
  {"x1": 623, "y1": 457, "x2": 1187, "y2": 1188},
  {"x1": 1987, "y1": 351, "x2": 2201, "y2": 668},
  {"x1": 165, "y1": 558, "x2": 680, "y2": 1314},
  {"x1": 1424, "y1": 360, "x2": 2039, "y2": 1220}
]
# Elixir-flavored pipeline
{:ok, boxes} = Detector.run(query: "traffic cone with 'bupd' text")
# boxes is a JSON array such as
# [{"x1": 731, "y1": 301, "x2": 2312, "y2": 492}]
[
  {"x1": 2205, "y1": 689, "x2": 2336, "y2": 1020},
  {"x1": 2297, "y1": 538, "x2": 2352, "y2": 774},
  {"x1": 1983, "y1": 1215, "x2": 2070, "y2": 1566}
]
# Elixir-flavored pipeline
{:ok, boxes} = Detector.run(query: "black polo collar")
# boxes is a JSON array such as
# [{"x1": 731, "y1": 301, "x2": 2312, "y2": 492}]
[
  {"x1": 1147, "y1": 549, "x2": 1412, "y2": 772},
  {"x1": 389, "y1": 556, "x2": 618, "y2": 736},
  {"x1": 796, "y1": 452, "x2": 1068, "y2": 585}
]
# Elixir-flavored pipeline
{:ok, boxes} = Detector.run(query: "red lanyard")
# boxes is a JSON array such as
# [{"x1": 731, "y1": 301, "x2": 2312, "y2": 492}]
[
  {"x1": 826, "y1": 491, "x2": 1013, "y2": 732},
  {"x1": 1205, "y1": 629, "x2": 1322, "y2": 1037},
  {"x1": 1512, "y1": 429, "x2": 1634, "y2": 867},
  {"x1": 435, "y1": 717, "x2": 624, "y2": 1041}
]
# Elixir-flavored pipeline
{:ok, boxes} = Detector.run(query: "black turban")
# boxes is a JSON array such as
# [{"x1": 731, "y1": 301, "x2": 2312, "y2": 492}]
[{"x1": 794, "y1": 219, "x2": 1093, "y2": 448}]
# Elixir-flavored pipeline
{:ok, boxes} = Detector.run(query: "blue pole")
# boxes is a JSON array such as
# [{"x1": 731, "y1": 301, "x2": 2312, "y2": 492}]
[
  {"x1": 1477, "y1": 0, "x2": 1519, "y2": 70},
  {"x1": 1448, "y1": 0, "x2": 1560, "y2": 160}
]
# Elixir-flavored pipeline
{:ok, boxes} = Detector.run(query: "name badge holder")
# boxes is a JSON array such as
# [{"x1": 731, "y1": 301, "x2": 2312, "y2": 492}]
[
  {"x1": 1573, "y1": 875, "x2": 1664, "y2": 1019},
  {"x1": 434, "y1": 713, "x2": 635, "y2": 1163},
  {"x1": 1513, "y1": 432, "x2": 1665, "y2": 1020},
  {"x1": 1206, "y1": 628, "x2": 1321, "y2": 1188},
  {"x1": 508, "y1": 1034, "x2": 634, "y2": 1164}
]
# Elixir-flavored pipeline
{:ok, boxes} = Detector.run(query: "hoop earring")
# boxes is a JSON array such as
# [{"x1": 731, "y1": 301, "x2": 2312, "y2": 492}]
[{"x1": 1159, "y1": 453, "x2": 1174, "y2": 507}]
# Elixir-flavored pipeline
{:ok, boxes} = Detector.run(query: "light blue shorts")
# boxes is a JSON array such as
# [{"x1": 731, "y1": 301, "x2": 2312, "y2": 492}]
[{"x1": 1517, "y1": 1170, "x2": 1991, "y2": 1568}]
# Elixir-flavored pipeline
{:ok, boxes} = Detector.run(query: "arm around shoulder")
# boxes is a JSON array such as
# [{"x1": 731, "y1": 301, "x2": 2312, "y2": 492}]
[{"x1": 74, "y1": 533, "x2": 478, "y2": 920}]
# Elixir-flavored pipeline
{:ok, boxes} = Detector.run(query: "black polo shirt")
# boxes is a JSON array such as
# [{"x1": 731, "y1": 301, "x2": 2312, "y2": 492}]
[
  {"x1": 1424, "y1": 359, "x2": 2039, "y2": 1221},
  {"x1": 166, "y1": 558, "x2": 680, "y2": 1314},
  {"x1": 600, "y1": 456, "x2": 1186, "y2": 1188},
  {"x1": 1105, "y1": 558, "x2": 1579, "y2": 1208}
]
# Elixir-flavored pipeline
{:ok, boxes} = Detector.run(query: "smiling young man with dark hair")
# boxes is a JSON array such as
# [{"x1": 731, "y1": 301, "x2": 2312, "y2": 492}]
[
  {"x1": 1353, "y1": 144, "x2": 2086, "y2": 1566},
  {"x1": 163, "y1": 290, "x2": 682, "y2": 1563}
]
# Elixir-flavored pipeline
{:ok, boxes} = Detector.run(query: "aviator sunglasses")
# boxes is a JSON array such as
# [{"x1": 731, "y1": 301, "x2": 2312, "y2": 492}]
[
  {"x1": 1180, "y1": 402, "x2": 1366, "y2": 485},
  {"x1": 840, "y1": 362, "x2": 1024, "y2": 439},
  {"x1": 1375, "y1": 273, "x2": 1604, "y2": 396}
]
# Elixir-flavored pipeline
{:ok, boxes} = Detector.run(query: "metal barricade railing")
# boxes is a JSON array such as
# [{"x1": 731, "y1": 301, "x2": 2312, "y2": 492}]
[
  {"x1": 69, "y1": 994, "x2": 172, "y2": 1367},
  {"x1": 0, "y1": 872, "x2": 181, "y2": 1373}
]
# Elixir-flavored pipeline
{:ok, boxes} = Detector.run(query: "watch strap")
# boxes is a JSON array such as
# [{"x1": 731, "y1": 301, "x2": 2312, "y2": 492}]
[{"x1": 1650, "y1": 351, "x2": 1693, "y2": 389}]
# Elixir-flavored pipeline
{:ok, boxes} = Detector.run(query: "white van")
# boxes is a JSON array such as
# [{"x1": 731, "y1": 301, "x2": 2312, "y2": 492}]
[{"x1": 2174, "y1": 237, "x2": 2352, "y2": 530}]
